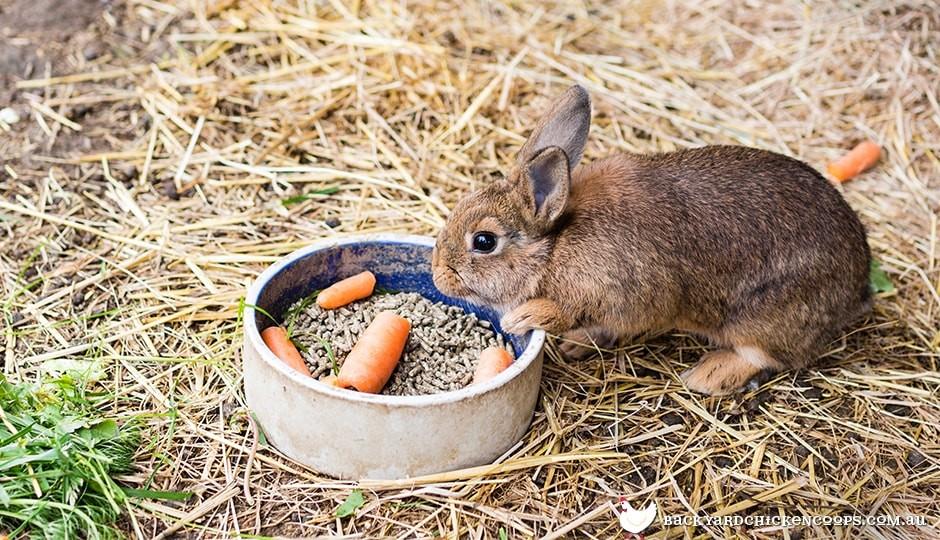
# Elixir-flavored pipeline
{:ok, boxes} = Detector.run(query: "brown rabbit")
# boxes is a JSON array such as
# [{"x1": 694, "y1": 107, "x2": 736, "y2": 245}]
[{"x1": 431, "y1": 85, "x2": 871, "y2": 395}]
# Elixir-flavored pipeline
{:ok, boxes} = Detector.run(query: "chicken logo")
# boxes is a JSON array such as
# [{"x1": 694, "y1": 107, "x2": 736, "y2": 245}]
[{"x1": 612, "y1": 496, "x2": 657, "y2": 539}]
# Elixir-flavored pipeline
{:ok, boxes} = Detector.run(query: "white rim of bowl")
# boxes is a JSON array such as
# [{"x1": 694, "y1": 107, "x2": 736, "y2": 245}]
[{"x1": 244, "y1": 233, "x2": 546, "y2": 407}]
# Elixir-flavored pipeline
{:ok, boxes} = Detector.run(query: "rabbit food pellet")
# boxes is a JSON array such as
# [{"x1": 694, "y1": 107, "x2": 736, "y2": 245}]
[{"x1": 287, "y1": 292, "x2": 513, "y2": 396}]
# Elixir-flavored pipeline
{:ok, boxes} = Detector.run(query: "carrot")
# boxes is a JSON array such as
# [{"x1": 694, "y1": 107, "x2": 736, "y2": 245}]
[
  {"x1": 827, "y1": 140, "x2": 881, "y2": 182},
  {"x1": 321, "y1": 374, "x2": 341, "y2": 387},
  {"x1": 316, "y1": 270, "x2": 377, "y2": 309},
  {"x1": 336, "y1": 311, "x2": 410, "y2": 393},
  {"x1": 261, "y1": 326, "x2": 312, "y2": 377},
  {"x1": 472, "y1": 346, "x2": 513, "y2": 384}
]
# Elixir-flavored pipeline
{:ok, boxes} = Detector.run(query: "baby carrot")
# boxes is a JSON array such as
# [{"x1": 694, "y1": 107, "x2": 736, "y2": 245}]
[
  {"x1": 827, "y1": 140, "x2": 881, "y2": 182},
  {"x1": 261, "y1": 326, "x2": 312, "y2": 377},
  {"x1": 321, "y1": 374, "x2": 341, "y2": 387},
  {"x1": 472, "y1": 346, "x2": 513, "y2": 384},
  {"x1": 316, "y1": 271, "x2": 376, "y2": 309},
  {"x1": 336, "y1": 311, "x2": 410, "y2": 393}
]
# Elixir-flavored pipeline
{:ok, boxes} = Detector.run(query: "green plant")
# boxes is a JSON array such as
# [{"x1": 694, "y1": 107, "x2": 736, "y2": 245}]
[
  {"x1": 869, "y1": 259, "x2": 895, "y2": 294},
  {"x1": 281, "y1": 186, "x2": 340, "y2": 206},
  {"x1": 334, "y1": 489, "x2": 365, "y2": 518},
  {"x1": 0, "y1": 374, "x2": 139, "y2": 539}
]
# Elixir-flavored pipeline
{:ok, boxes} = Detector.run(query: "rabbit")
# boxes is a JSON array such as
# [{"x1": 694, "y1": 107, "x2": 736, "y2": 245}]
[{"x1": 431, "y1": 84, "x2": 872, "y2": 395}]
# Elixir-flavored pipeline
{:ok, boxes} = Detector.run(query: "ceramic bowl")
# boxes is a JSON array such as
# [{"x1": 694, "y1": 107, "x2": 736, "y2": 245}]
[{"x1": 242, "y1": 234, "x2": 545, "y2": 479}]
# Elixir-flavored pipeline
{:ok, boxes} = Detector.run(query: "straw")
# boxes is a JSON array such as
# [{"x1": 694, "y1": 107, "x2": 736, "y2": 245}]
[{"x1": 2, "y1": 0, "x2": 938, "y2": 538}]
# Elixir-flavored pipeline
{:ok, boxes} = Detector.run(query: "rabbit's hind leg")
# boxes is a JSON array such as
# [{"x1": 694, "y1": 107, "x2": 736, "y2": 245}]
[
  {"x1": 558, "y1": 326, "x2": 618, "y2": 360},
  {"x1": 681, "y1": 346, "x2": 781, "y2": 396}
]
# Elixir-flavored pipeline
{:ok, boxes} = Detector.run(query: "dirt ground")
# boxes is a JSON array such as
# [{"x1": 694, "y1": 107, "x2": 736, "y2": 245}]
[
  {"x1": 1, "y1": 0, "x2": 105, "y2": 95},
  {"x1": 1, "y1": 1, "x2": 939, "y2": 539}
]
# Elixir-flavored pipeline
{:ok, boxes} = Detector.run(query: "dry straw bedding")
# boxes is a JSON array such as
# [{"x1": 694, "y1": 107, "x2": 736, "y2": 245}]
[{"x1": 1, "y1": 0, "x2": 939, "y2": 538}]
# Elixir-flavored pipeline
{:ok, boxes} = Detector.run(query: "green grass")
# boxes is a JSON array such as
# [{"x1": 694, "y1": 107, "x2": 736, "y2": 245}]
[
  {"x1": 0, "y1": 374, "x2": 139, "y2": 539},
  {"x1": 334, "y1": 489, "x2": 365, "y2": 518},
  {"x1": 282, "y1": 289, "x2": 320, "y2": 337},
  {"x1": 372, "y1": 287, "x2": 398, "y2": 295},
  {"x1": 282, "y1": 290, "x2": 343, "y2": 373},
  {"x1": 280, "y1": 186, "x2": 340, "y2": 206},
  {"x1": 236, "y1": 298, "x2": 277, "y2": 327},
  {"x1": 869, "y1": 259, "x2": 895, "y2": 294},
  {"x1": 318, "y1": 337, "x2": 338, "y2": 375}
]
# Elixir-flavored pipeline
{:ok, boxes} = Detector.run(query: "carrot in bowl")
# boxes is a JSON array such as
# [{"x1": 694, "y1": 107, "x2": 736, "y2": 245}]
[
  {"x1": 316, "y1": 270, "x2": 377, "y2": 309},
  {"x1": 321, "y1": 374, "x2": 341, "y2": 387},
  {"x1": 336, "y1": 311, "x2": 410, "y2": 393},
  {"x1": 261, "y1": 326, "x2": 312, "y2": 377},
  {"x1": 472, "y1": 346, "x2": 513, "y2": 384},
  {"x1": 827, "y1": 140, "x2": 881, "y2": 182}
]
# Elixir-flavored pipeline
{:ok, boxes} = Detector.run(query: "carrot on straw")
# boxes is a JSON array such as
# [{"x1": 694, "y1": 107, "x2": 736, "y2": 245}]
[
  {"x1": 827, "y1": 140, "x2": 881, "y2": 182},
  {"x1": 472, "y1": 346, "x2": 513, "y2": 384},
  {"x1": 336, "y1": 311, "x2": 410, "y2": 393},
  {"x1": 261, "y1": 326, "x2": 312, "y2": 377},
  {"x1": 316, "y1": 271, "x2": 376, "y2": 309}
]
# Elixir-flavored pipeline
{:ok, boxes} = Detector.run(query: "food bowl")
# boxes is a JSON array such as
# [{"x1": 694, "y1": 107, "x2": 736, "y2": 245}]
[{"x1": 242, "y1": 234, "x2": 545, "y2": 480}]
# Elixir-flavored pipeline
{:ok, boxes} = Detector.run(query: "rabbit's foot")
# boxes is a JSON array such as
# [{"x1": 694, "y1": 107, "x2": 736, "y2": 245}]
[
  {"x1": 500, "y1": 298, "x2": 572, "y2": 335},
  {"x1": 558, "y1": 327, "x2": 617, "y2": 360},
  {"x1": 681, "y1": 347, "x2": 775, "y2": 395}
]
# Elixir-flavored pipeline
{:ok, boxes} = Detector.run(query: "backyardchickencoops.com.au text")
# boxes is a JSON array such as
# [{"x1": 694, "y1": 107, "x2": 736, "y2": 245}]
[{"x1": 662, "y1": 514, "x2": 927, "y2": 527}]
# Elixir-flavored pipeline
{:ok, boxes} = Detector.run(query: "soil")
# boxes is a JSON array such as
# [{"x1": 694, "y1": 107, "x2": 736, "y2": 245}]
[
  {"x1": 0, "y1": 0, "x2": 110, "y2": 99},
  {"x1": 0, "y1": 0, "x2": 161, "y2": 173}
]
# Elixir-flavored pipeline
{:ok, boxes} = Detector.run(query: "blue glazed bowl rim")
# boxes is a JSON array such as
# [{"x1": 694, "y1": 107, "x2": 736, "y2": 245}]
[{"x1": 244, "y1": 233, "x2": 546, "y2": 407}]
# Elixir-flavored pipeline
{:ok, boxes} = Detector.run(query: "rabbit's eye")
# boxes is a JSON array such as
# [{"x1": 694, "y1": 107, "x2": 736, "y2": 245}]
[{"x1": 472, "y1": 232, "x2": 498, "y2": 253}]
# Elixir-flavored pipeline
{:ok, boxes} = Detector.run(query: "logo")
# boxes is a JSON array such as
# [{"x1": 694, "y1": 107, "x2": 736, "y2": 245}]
[{"x1": 611, "y1": 496, "x2": 657, "y2": 540}]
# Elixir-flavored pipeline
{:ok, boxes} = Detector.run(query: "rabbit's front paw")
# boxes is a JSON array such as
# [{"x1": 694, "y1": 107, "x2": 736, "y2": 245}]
[
  {"x1": 500, "y1": 298, "x2": 571, "y2": 335},
  {"x1": 681, "y1": 349, "x2": 763, "y2": 396}
]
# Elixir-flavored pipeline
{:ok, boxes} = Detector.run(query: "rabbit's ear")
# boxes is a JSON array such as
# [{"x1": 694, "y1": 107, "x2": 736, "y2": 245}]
[
  {"x1": 517, "y1": 146, "x2": 570, "y2": 226},
  {"x1": 517, "y1": 84, "x2": 591, "y2": 171}
]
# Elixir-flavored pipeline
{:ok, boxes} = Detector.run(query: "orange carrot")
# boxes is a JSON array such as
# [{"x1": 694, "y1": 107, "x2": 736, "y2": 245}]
[
  {"x1": 827, "y1": 140, "x2": 881, "y2": 182},
  {"x1": 472, "y1": 347, "x2": 513, "y2": 384},
  {"x1": 316, "y1": 271, "x2": 376, "y2": 309},
  {"x1": 336, "y1": 311, "x2": 410, "y2": 393},
  {"x1": 261, "y1": 326, "x2": 312, "y2": 377}
]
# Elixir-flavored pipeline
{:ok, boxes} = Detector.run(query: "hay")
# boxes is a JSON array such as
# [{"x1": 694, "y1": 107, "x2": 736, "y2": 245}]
[{"x1": 2, "y1": 0, "x2": 938, "y2": 538}]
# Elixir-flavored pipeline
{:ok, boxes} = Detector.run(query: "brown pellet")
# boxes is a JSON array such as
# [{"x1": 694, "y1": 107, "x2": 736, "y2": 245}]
[{"x1": 287, "y1": 291, "x2": 513, "y2": 396}]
